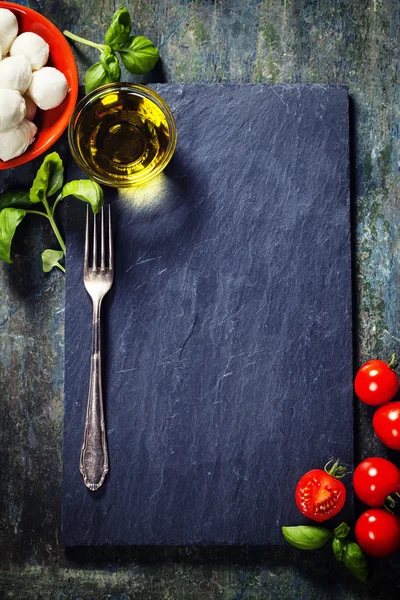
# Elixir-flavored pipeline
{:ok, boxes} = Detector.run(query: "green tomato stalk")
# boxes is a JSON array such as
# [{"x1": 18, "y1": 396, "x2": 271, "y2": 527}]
[{"x1": 324, "y1": 458, "x2": 350, "y2": 479}]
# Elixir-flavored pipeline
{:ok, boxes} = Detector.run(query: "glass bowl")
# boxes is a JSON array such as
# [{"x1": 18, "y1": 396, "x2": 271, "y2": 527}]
[{"x1": 68, "y1": 83, "x2": 177, "y2": 187}]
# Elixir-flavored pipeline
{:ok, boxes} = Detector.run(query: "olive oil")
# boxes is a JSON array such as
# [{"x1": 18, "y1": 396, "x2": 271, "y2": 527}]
[{"x1": 73, "y1": 86, "x2": 175, "y2": 187}]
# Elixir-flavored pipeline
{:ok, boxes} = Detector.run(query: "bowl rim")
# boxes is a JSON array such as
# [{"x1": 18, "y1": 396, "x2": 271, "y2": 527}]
[
  {"x1": 0, "y1": 1, "x2": 79, "y2": 170},
  {"x1": 68, "y1": 82, "x2": 177, "y2": 188}
]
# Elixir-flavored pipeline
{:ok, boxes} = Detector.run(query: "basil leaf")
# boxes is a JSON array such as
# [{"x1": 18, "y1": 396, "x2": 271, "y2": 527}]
[
  {"x1": 61, "y1": 180, "x2": 104, "y2": 214},
  {"x1": 342, "y1": 541, "x2": 368, "y2": 583},
  {"x1": 118, "y1": 35, "x2": 159, "y2": 74},
  {"x1": 29, "y1": 152, "x2": 64, "y2": 203},
  {"x1": 333, "y1": 522, "x2": 350, "y2": 539},
  {"x1": 0, "y1": 207, "x2": 26, "y2": 264},
  {"x1": 0, "y1": 191, "x2": 31, "y2": 210},
  {"x1": 105, "y1": 7, "x2": 131, "y2": 46},
  {"x1": 282, "y1": 526, "x2": 333, "y2": 550},
  {"x1": 100, "y1": 50, "x2": 121, "y2": 83},
  {"x1": 332, "y1": 537, "x2": 346, "y2": 561},
  {"x1": 42, "y1": 249, "x2": 64, "y2": 273},
  {"x1": 85, "y1": 62, "x2": 111, "y2": 94}
]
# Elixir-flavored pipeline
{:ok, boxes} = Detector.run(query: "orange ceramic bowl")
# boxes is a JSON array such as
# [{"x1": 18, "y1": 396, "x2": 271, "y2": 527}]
[{"x1": 0, "y1": 2, "x2": 78, "y2": 170}]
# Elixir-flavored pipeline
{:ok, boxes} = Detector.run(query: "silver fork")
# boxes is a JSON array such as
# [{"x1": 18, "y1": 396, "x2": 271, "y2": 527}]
[{"x1": 80, "y1": 205, "x2": 114, "y2": 491}]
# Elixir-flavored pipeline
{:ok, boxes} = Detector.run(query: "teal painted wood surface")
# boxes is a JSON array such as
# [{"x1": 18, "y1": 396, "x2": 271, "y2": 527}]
[{"x1": 0, "y1": 0, "x2": 399, "y2": 598}]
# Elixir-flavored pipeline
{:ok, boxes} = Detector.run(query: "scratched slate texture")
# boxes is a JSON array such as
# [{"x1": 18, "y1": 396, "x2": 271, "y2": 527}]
[
  {"x1": 1, "y1": 0, "x2": 400, "y2": 599},
  {"x1": 63, "y1": 83, "x2": 353, "y2": 547}
]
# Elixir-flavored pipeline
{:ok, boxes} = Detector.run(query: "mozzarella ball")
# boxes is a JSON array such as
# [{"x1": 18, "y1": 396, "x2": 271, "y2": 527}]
[
  {"x1": 10, "y1": 32, "x2": 50, "y2": 70},
  {"x1": 0, "y1": 8, "x2": 18, "y2": 55},
  {"x1": 28, "y1": 67, "x2": 68, "y2": 110},
  {"x1": 0, "y1": 55, "x2": 32, "y2": 94},
  {"x1": 0, "y1": 89, "x2": 26, "y2": 133},
  {"x1": 23, "y1": 95, "x2": 37, "y2": 121},
  {"x1": 0, "y1": 119, "x2": 37, "y2": 161}
]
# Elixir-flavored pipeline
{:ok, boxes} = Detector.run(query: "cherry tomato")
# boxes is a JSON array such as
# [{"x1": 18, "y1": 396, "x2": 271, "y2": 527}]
[
  {"x1": 373, "y1": 402, "x2": 400, "y2": 450},
  {"x1": 354, "y1": 359, "x2": 399, "y2": 406},
  {"x1": 355, "y1": 508, "x2": 400, "y2": 557},
  {"x1": 295, "y1": 468, "x2": 346, "y2": 522},
  {"x1": 353, "y1": 457, "x2": 400, "y2": 506}
]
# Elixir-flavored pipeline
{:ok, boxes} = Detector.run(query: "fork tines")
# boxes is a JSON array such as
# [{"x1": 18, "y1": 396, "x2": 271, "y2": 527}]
[{"x1": 84, "y1": 205, "x2": 113, "y2": 272}]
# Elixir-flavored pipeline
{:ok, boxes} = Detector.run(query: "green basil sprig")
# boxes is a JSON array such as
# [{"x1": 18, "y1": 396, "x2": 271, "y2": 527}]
[
  {"x1": 333, "y1": 522, "x2": 350, "y2": 539},
  {"x1": 63, "y1": 7, "x2": 159, "y2": 94},
  {"x1": 282, "y1": 522, "x2": 368, "y2": 583},
  {"x1": 342, "y1": 541, "x2": 368, "y2": 582},
  {"x1": 282, "y1": 525, "x2": 332, "y2": 550},
  {"x1": 105, "y1": 7, "x2": 131, "y2": 46},
  {"x1": 0, "y1": 152, "x2": 103, "y2": 273},
  {"x1": 42, "y1": 249, "x2": 65, "y2": 273},
  {"x1": 0, "y1": 208, "x2": 26, "y2": 264}
]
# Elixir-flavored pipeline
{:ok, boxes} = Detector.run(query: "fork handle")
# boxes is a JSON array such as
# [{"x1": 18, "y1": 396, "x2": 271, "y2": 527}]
[{"x1": 80, "y1": 299, "x2": 109, "y2": 491}]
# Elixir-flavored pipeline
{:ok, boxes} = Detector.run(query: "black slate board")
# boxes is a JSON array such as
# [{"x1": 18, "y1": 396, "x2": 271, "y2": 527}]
[{"x1": 63, "y1": 84, "x2": 352, "y2": 546}]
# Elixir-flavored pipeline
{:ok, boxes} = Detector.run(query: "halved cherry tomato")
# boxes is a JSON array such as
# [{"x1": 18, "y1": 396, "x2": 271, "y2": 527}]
[
  {"x1": 373, "y1": 402, "x2": 400, "y2": 450},
  {"x1": 353, "y1": 457, "x2": 400, "y2": 506},
  {"x1": 354, "y1": 359, "x2": 399, "y2": 406},
  {"x1": 295, "y1": 464, "x2": 346, "y2": 522},
  {"x1": 355, "y1": 509, "x2": 400, "y2": 557}
]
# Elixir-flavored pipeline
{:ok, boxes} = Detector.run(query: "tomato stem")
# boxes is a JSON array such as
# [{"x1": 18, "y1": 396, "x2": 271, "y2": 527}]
[
  {"x1": 388, "y1": 352, "x2": 398, "y2": 370},
  {"x1": 384, "y1": 493, "x2": 400, "y2": 514},
  {"x1": 324, "y1": 459, "x2": 350, "y2": 480}
]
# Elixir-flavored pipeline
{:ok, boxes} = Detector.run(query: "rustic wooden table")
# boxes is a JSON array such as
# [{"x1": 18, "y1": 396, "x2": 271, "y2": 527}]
[{"x1": 1, "y1": 1, "x2": 399, "y2": 598}]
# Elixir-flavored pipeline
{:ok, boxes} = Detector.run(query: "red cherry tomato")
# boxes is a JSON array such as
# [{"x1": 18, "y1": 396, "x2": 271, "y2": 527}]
[
  {"x1": 355, "y1": 508, "x2": 400, "y2": 557},
  {"x1": 353, "y1": 457, "x2": 400, "y2": 506},
  {"x1": 373, "y1": 402, "x2": 400, "y2": 450},
  {"x1": 354, "y1": 359, "x2": 399, "y2": 405},
  {"x1": 354, "y1": 360, "x2": 399, "y2": 406},
  {"x1": 295, "y1": 468, "x2": 346, "y2": 522}
]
